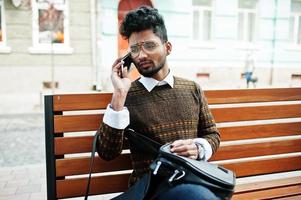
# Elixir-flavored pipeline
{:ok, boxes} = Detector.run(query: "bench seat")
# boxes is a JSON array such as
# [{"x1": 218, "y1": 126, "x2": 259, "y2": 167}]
[{"x1": 44, "y1": 88, "x2": 301, "y2": 199}]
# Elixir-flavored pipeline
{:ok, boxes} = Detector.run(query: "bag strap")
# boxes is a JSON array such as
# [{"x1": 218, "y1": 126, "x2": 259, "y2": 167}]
[
  {"x1": 84, "y1": 128, "x2": 162, "y2": 199},
  {"x1": 84, "y1": 130, "x2": 100, "y2": 200}
]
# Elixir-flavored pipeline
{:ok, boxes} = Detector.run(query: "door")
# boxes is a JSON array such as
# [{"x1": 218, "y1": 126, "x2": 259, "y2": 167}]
[{"x1": 118, "y1": 0, "x2": 153, "y2": 80}]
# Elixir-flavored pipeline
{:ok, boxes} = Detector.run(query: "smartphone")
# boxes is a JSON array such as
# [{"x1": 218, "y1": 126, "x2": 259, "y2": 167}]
[{"x1": 121, "y1": 52, "x2": 133, "y2": 71}]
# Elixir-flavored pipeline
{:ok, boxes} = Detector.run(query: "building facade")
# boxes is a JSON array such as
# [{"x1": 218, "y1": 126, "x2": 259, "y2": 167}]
[{"x1": 0, "y1": 0, "x2": 300, "y2": 95}]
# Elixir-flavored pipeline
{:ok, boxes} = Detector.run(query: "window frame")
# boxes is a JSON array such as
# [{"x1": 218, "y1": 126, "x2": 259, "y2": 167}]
[
  {"x1": 237, "y1": 0, "x2": 258, "y2": 44},
  {"x1": 190, "y1": 0, "x2": 215, "y2": 48},
  {"x1": 29, "y1": 0, "x2": 73, "y2": 54},
  {"x1": 0, "y1": 0, "x2": 11, "y2": 53},
  {"x1": 290, "y1": 1, "x2": 301, "y2": 46}
]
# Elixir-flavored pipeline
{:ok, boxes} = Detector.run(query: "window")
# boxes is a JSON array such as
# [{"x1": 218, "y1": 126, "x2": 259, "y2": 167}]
[
  {"x1": 238, "y1": 0, "x2": 258, "y2": 43},
  {"x1": 29, "y1": 0, "x2": 73, "y2": 54},
  {"x1": 290, "y1": 0, "x2": 301, "y2": 45},
  {"x1": 0, "y1": 0, "x2": 11, "y2": 53},
  {"x1": 192, "y1": 0, "x2": 213, "y2": 41}
]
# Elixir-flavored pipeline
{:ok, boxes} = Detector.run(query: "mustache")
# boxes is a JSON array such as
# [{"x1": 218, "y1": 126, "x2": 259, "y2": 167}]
[{"x1": 137, "y1": 58, "x2": 153, "y2": 66}]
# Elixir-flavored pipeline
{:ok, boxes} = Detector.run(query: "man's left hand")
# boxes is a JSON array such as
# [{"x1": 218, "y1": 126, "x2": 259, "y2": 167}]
[{"x1": 170, "y1": 139, "x2": 198, "y2": 160}]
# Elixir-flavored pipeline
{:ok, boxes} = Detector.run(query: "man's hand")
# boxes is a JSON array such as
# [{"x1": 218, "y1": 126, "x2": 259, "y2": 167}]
[
  {"x1": 110, "y1": 58, "x2": 132, "y2": 111},
  {"x1": 170, "y1": 139, "x2": 198, "y2": 160},
  {"x1": 111, "y1": 58, "x2": 132, "y2": 92}
]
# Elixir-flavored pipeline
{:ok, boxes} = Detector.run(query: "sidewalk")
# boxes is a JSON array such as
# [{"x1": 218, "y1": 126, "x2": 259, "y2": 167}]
[
  {"x1": 0, "y1": 93, "x2": 45, "y2": 200},
  {"x1": 0, "y1": 164, "x2": 46, "y2": 200},
  {"x1": 0, "y1": 93, "x2": 43, "y2": 115}
]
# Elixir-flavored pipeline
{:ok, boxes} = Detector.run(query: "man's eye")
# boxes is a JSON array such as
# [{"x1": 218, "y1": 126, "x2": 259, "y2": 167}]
[
  {"x1": 144, "y1": 42, "x2": 156, "y2": 49},
  {"x1": 130, "y1": 46, "x2": 139, "y2": 53}
]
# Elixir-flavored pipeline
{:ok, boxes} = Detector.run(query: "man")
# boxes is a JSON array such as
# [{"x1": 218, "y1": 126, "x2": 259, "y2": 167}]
[
  {"x1": 243, "y1": 52, "x2": 258, "y2": 88},
  {"x1": 97, "y1": 6, "x2": 220, "y2": 199}
]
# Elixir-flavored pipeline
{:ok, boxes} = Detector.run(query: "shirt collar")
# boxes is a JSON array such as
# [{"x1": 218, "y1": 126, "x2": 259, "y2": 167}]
[{"x1": 138, "y1": 71, "x2": 174, "y2": 92}]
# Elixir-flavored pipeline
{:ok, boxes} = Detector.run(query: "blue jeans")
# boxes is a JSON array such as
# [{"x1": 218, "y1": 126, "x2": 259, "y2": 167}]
[{"x1": 156, "y1": 184, "x2": 221, "y2": 200}]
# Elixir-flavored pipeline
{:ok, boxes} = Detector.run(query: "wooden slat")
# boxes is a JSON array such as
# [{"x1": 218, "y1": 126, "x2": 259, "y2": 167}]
[
  {"x1": 56, "y1": 154, "x2": 132, "y2": 177},
  {"x1": 205, "y1": 88, "x2": 301, "y2": 104},
  {"x1": 54, "y1": 114, "x2": 102, "y2": 133},
  {"x1": 219, "y1": 122, "x2": 301, "y2": 141},
  {"x1": 56, "y1": 173, "x2": 130, "y2": 199},
  {"x1": 212, "y1": 104, "x2": 301, "y2": 123},
  {"x1": 232, "y1": 184, "x2": 301, "y2": 200},
  {"x1": 272, "y1": 194, "x2": 301, "y2": 200},
  {"x1": 211, "y1": 139, "x2": 301, "y2": 161},
  {"x1": 235, "y1": 176, "x2": 301, "y2": 193},
  {"x1": 55, "y1": 157, "x2": 301, "y2": 198},
  {"x1": 55, "y1": 136, "x2": 129, "y2": 155},
  {"x1": 222, "y1": 156, "x2": 301, "y2": 177},
  {"x1": 55, "y1": 136, "x2": 93, "y2": 155},
  {"x1": 51, "y1": 88, "x2": 301, "y2": 111},
  {"x1": 52, "y1": 93, "x2": 112, "y2": 112}
]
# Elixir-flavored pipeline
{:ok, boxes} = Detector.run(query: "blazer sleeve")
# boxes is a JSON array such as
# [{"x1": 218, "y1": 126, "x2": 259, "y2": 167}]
[
  {"x1": 96, "y1": 122, "x2": 124, "y2": 161},
  {"x1": 195, "y1": 83, "x2": 221, "y2": 154}
]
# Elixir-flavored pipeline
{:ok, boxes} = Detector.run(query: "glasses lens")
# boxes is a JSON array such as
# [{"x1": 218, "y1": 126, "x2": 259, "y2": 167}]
[
  {"x1": 143, "y1": 42, "x2": 157, "y2": 51},
  {"x1": 130, "y1": 41, "x2": 159, "y2": 57},
  {"x1": 130, "y1": 45, "x2": 140, "y2": 57}
]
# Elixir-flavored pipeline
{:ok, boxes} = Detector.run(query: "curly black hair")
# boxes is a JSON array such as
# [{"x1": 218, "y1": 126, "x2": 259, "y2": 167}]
[{"x1": 119, "y1": 6, "x2": 168, "y2": 42}]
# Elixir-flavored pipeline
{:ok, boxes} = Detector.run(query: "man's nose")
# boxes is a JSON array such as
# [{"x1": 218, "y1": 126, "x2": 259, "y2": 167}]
[{"x1": 138, "y1": 48, "x2": 148, "y2": 59}]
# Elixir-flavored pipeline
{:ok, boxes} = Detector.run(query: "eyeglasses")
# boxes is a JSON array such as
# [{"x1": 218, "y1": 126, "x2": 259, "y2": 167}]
[{"x1": 129, "y1": 41, "x2": 160, "y2": 58}]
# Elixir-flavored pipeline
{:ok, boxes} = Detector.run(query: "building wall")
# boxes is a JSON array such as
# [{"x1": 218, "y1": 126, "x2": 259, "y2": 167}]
[
  {"x1": 98, "y1": 0, "x2": 301, "y2": 91},
  {"x1": 0, "y1": 0, "x2": 93, "y2": 93},
  {"x1": 0, "y1": 0, "x2": 300, "y2": 95}
]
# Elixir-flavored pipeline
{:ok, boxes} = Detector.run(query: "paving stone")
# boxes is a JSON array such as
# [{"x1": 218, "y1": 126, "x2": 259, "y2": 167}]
[
  {"x1": 29, "y1": 192, "x2": 46, "y2": 200},
  {"x1": 40, "y1": 183, "x2": 47, "y2": 192},
  {"x1": 5, "y1": 179, "x2": 29, "y2": 188},
  {"x1": 0, "y1": 181, "x2": 7, "y2": 189},
  {"x1": 0, "y1": 187, "x2": 17, "y2": 196},
  {"x1": 14, "y1": 172, "x2": 41, "y2": 180},
  {"x1": 0, "y1": 193, "x2": 30, "y2": 200},
  {"x1": 27, "y1": 178, "x2": 46, "y2": 185},
  {"x1": 0, "y1": 169, "x2": 12, "y2": 176},
  {"x1": 16, "y1": 184, "x2": 41, "y2": 194},
  {"x1": 0, "y1": 174, "x2": 15, "y2": 181}
]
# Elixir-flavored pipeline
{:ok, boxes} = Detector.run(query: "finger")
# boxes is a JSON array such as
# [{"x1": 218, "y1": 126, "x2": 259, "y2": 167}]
[
  {"x1": 171, "y1": 139, "x2": 194, "y2": 152},
  {"x1": 173, "y1": 139, "x2": 193, "y2": 146},
  {"x1": 182, "y1": 139, "x2": 194, "y2": 145},
  {"x1": 112, "y1": 58, "x2": 123, "y2": 69},
  {"x1": 172, "y1": 144, "x2": 196, "y2": 153},
  {"x1": 112, "y1": 61, "x2": 124, "y2": 77},
  {"x1": 177, "y1": 149, "x2": 198, "y2": 159},
  {"x1": 171, "y1": 140, "x2": 184, "y2": 148},
  {"x1": 121, "y1": 66, "x2": 130, "y2": 79}
]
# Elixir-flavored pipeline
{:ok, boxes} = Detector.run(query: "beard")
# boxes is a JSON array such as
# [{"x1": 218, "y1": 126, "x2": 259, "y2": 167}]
[{"x1": 135, "y1": 57, "x2": 166, "y2": 77}]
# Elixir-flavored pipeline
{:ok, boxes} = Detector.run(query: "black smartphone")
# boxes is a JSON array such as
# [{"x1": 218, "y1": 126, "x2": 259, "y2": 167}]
[{"x1": 121, "y1": 52, "x2": 133, "y2": 71}]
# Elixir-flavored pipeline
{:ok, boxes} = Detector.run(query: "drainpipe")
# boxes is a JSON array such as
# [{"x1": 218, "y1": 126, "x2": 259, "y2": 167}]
[
  {"x1": 90, "y1": 0, "x2": 98, "y2": 90},
  {"x1": 269, "y1": 0, "x2": 278, "y2": 85}
]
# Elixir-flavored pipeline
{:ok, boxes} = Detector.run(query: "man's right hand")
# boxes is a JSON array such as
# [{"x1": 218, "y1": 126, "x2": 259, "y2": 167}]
[{"x1": 110, "y1": 58, "x2": 132, "y2": 111}]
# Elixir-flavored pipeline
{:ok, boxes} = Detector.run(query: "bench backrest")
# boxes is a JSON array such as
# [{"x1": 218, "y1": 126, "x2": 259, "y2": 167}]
[{"x1": 44, "y1": 88, "x2": 301, "y2": 199}]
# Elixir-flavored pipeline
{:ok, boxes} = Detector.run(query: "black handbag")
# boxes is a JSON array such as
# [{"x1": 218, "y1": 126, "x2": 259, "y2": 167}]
[
  {"x1": 149, "y1": 143, "x2": 236, "y2": 199},
  {"x1": 85, "y1": 128, "x2": 236, "y2": 200}
]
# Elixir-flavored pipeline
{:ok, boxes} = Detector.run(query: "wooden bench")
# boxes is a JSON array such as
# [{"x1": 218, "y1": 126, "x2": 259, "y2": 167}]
[{"x1": 44, "y1": 87, "x2": 301, "y2": 200}]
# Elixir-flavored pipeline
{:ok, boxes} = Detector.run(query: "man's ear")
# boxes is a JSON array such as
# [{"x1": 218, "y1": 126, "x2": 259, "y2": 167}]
[{"x1": 165, "y1": 41, "x2": 172, "y2": 55}]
